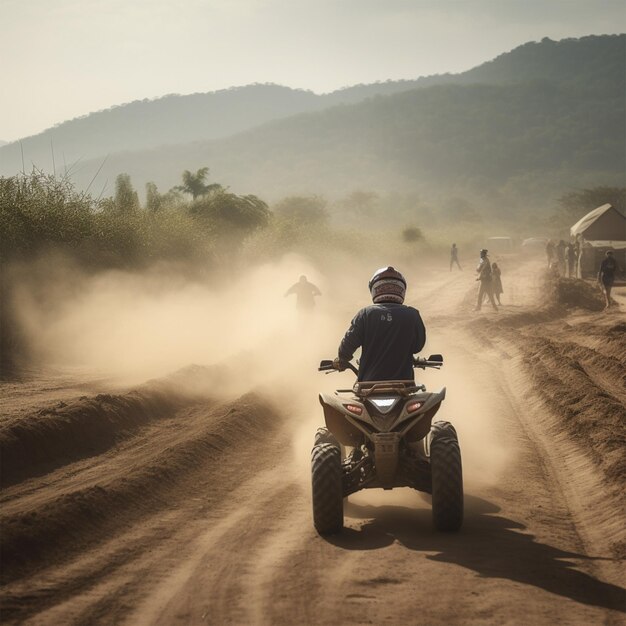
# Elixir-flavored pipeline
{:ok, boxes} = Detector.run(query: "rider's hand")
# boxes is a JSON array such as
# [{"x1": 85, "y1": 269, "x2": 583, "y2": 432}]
[{"x1": 333, "y1": 357, "x2": 346, "y2": 371}]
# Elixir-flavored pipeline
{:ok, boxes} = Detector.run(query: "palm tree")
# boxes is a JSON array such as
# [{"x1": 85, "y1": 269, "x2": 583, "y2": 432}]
[{"x1": 176, "y1": 167, "x2": 222, "y2": 200}]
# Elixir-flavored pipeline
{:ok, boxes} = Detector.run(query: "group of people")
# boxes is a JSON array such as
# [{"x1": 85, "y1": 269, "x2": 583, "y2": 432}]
[
  {"x1": 474, "y1": 248, "x2": 503, "y2": 312},
  {"x1": 286, "y1": 241, "x2": 618, "y2": 324},
  {"x1": 450, "y1": 244, "x2": 503, "y2": 312},
  {"x1": 289, "y1": 249, "x2": 619, "y2": 385},
  {"x1": 546, "y1": 239, "x2": 579, "y2": 278},
  {"x1": 284, "y1": 267, "x2": 426, "y2": 383},
  {"x1": 546, "y1": 239, "x2": 620, "y2": 310}
]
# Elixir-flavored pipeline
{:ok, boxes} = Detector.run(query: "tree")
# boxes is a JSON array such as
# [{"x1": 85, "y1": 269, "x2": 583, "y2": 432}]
[
  {"x1": 341, "y1": 190, "x2": 379, "y2": 216},
  {"x1": 145, "y1": 181, "x2": 162, "y2": 212},
  {"x1": 176, "y1": 167, "x2": 222, "y2": 200},
  {"x1": 114, "y1": 173, "x2": 139, "y2": 213},
  {"x1": 273, "y1": 195, "x2": 328, "y2": 226},
  {"x1": 190, "y1": 191, "x2": 270, "y2": 234},
  {"x1": 558, "y1": 187, "x2": 626, "y2": 219}
]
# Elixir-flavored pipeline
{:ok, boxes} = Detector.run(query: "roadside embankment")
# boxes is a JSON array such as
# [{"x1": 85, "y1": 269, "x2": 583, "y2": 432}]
[
  {"x1": 0, "y1": 365, "x2": 229, "y2": 487},
  {"x1": 466, "y1": 274, "x2": 625, "y2": 555}
]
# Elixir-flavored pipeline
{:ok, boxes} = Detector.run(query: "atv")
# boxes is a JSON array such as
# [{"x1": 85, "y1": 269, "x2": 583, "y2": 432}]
[{"x1": 312, "y1": 355, "x2": 462, "y2": 534}]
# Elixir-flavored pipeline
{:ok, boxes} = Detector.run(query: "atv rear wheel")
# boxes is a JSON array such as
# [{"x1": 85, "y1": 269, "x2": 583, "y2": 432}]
[
  {"x1": 314, "y1": 427, "x2": 340, "y2": 448},
  {"x1": 429, "y1": 420, "x2": 458, "y2": 444},
  {"x1": 311, "y1": 443, "x2": 343, "y2": 534},
  {"x1": 430, "y1": 426, "x2": 463, "y2": 531}
]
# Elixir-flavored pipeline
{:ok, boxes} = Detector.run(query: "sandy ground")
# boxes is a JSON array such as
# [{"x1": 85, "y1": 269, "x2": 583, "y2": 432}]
[{"x1": 1, "y1": 260, "x2": 625, "y2": 625}]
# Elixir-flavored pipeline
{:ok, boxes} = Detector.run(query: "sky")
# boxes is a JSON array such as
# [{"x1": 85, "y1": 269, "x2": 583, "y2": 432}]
[{"x1": 1, "y1": 0, "x2": 625, "y2": 142}]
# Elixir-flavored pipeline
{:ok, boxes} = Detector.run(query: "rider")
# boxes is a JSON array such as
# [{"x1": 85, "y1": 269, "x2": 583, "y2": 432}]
[
  {"x1": 284, "y1": 275, "x2": 322, "y2": 310},
  {"x1": 333, "y1": 267, "x2": 426, "y2": 381}
]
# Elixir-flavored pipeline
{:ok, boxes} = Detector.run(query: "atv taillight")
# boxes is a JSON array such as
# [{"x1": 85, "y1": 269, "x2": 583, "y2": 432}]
[
  {"x1": 407, "y1": 401, "x2": 423, "y2": 413},
  {"x1": 345, "y1": 404, "x2": 363, "y2": 415}
]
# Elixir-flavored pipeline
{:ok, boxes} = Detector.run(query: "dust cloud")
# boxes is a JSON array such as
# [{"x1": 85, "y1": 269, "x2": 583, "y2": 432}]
[
  {"x1": 9, "y1": 251, "x2": 513, "y2": 497},
  {"x1": 11, "y1": 253, "x2": 343, "y2": 384}
]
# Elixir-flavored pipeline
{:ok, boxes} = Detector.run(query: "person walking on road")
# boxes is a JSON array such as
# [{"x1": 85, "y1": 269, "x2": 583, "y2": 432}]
[
  {"x1": 556, "y1": 240, "x2": 566, "y2": 275},
  {"x1": 285, "y1": 275, "x2": 321, "y2": 312},
  {"x1": 598, "y1": 251, "x2": 619, "y2": 310},
  {"x1": 491, "y1": 262, "x2": 503, "y2": 306},
  {"x1": 450, "y1": 243, "x2": 462, "y2": 271},
  {"x1": 546, "y1": 240, "x2": 555, "y2": 268},
  {"x1": 566, "y1": 243, "x2": 577, "y2": 278},
  {"x1": 474, "y1": 249, "x2": 498, "y2": 312}
]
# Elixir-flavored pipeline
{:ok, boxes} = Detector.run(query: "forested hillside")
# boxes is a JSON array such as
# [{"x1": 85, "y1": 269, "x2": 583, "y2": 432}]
[
  {"x1": 0, "y1": 82, "x2": 437, "y2": 175},
  {"x1": 58, "y1": 34, "x2": 625, "y2": 208},
  {"x1": 1, "y1": 33, "x2": 623, "y2": 185}
]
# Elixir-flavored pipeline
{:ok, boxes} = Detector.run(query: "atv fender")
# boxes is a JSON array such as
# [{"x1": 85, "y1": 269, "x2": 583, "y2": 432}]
[{"x1": 319, "y1": 393, "x2": 364, "y2": 446}]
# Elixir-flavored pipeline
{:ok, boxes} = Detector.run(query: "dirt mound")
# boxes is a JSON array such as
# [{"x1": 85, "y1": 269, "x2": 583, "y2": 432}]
[
  {"x1": 521, "y1": 336, "x2": 626, "y2": 482},
  {"x1": 0, "y1": 392, "x2": 280, "y2": 585},
  {"x1": 547, "y1": 275, "x2": 607, "y2": 311},
  {"x1": 464, "y1": 283, "x2": 626, "y2": 542},
  {"x1": 0, "y1": 365, "x2": 224, "y2": 487}
]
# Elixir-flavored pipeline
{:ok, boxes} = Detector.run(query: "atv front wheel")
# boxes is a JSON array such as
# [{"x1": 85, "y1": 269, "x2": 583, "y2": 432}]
[
  {"x1": 311, "y1": 443, "x2": 343, "y2": 534},
  {"x1": 430, "y1": 428, "x2": 463, "y2": 531}
]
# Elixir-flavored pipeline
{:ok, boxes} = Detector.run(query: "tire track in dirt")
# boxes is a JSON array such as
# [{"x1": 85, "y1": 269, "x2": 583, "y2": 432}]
[
  {"x1": 120, "y1": 319, "x2": 625, "y2": 626},
  {"x1": 0, "y1": 365, "x2": 230, "y2": 487},
  {"x1": 2, "y1": 261, "x2": 625, "y2": 625},
  {"x1": 0, "y1": 391, "x2": 285, "y2": 623}
]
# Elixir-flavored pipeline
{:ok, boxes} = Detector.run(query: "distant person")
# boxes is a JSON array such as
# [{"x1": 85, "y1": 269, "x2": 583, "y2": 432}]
[
  {"x1": 574, "y1": 236, "x2": 583, "y2": 278},
  {"x1": 491, "y1": 262, "x2": 503, "y2": 306},
  {"x1": 556, "y1": 240, "x2": 566, "y2": 275},
  {"x1": 450, "y1": 243, "x2": 462, "y2": 271},
  {"x1": 546, "y1": 240, "x2": 555, "y2": 268},
  {"x1": 285, "y1": 275, "x2": 321, "y2": 311},
  {"x1": 566, "y1": 243, "x2": 577, "y2": 278},
  {"x1": 598, "y1": 251, "x2": 619, "y2": 310},
  {"x1": 474, "y1": 249, "x2": 498, "y2": 312}
]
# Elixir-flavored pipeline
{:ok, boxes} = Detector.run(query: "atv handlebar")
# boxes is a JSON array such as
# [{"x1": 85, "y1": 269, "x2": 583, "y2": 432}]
[
  {"x1": 414, "y1": 354, "x2": 444, "y2": 369},
  {"x1": 318, "y1": 354, "x2": 443, "y2": 374},
  {"x1": 318, "y1": 359, "x2": 359, "y2": 374}
]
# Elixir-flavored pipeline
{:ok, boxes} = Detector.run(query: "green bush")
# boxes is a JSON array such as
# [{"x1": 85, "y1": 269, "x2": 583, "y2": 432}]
[{"x1": 0, "y1": 172, "x2": 223, "y2": 269}]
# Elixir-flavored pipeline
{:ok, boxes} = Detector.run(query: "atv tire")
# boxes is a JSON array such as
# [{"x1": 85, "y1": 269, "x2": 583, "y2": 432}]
[
  {"x1": 430, "y1": 428, "x2": 463, "y2": 532},
  {"x1": 314, "y1": 427, "x2": 340, "y2": 448},
  {"x1": 311, "y1": 443, "x2": 343, "y2": 534},
  {"x1": 430, "y1": 420, "x2": 458, "y2": 444}
]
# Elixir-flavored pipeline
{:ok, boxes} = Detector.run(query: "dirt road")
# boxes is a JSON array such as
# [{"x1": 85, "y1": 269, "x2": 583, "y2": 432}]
[{"x1": 1, "y1": 261, "x2": 625, "y2": 625}]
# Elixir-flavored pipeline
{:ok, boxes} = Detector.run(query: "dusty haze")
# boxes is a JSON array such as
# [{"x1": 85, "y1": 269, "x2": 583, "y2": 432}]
[{"x1": 8, "y1": 249, "x2": 513, "y2": 497}]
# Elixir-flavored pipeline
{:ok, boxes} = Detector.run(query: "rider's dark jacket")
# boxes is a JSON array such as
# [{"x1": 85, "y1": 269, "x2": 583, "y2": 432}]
[{"x1": 338, "y1": 303, "x2": 426, "y2": 382}]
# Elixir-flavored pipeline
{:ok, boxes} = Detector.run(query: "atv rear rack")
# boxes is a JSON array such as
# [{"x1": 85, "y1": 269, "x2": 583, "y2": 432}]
[{"x1": 353, "y1": 380, "x2": 425, "y2": 397}]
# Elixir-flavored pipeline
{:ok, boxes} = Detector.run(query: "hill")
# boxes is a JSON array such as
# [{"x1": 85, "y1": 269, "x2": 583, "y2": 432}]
[
  {"x1": 0, "y1": 81, "x2": 441, "y2": 176},
  {"x1": 58, "y1": 35, "x2": 625, "y2": 207},
  {"x1": 1, "y1": 34, "x2": 623, "y2": 181}
]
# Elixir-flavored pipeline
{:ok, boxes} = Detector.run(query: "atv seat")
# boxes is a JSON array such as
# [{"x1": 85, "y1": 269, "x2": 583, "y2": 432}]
[{"x1": 353, "y1": 380, "x2": 422, "y2": 397}]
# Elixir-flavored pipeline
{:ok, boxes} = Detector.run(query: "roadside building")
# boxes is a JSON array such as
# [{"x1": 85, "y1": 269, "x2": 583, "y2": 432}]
[{"x1": 570, "y1": 204, "x2": 626, "y2": 278}]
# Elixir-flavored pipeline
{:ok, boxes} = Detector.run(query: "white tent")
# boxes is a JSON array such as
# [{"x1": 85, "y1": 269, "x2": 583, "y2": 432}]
[{"x1": 570, "y1": 203, "x2": 626, "y2": 241}]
